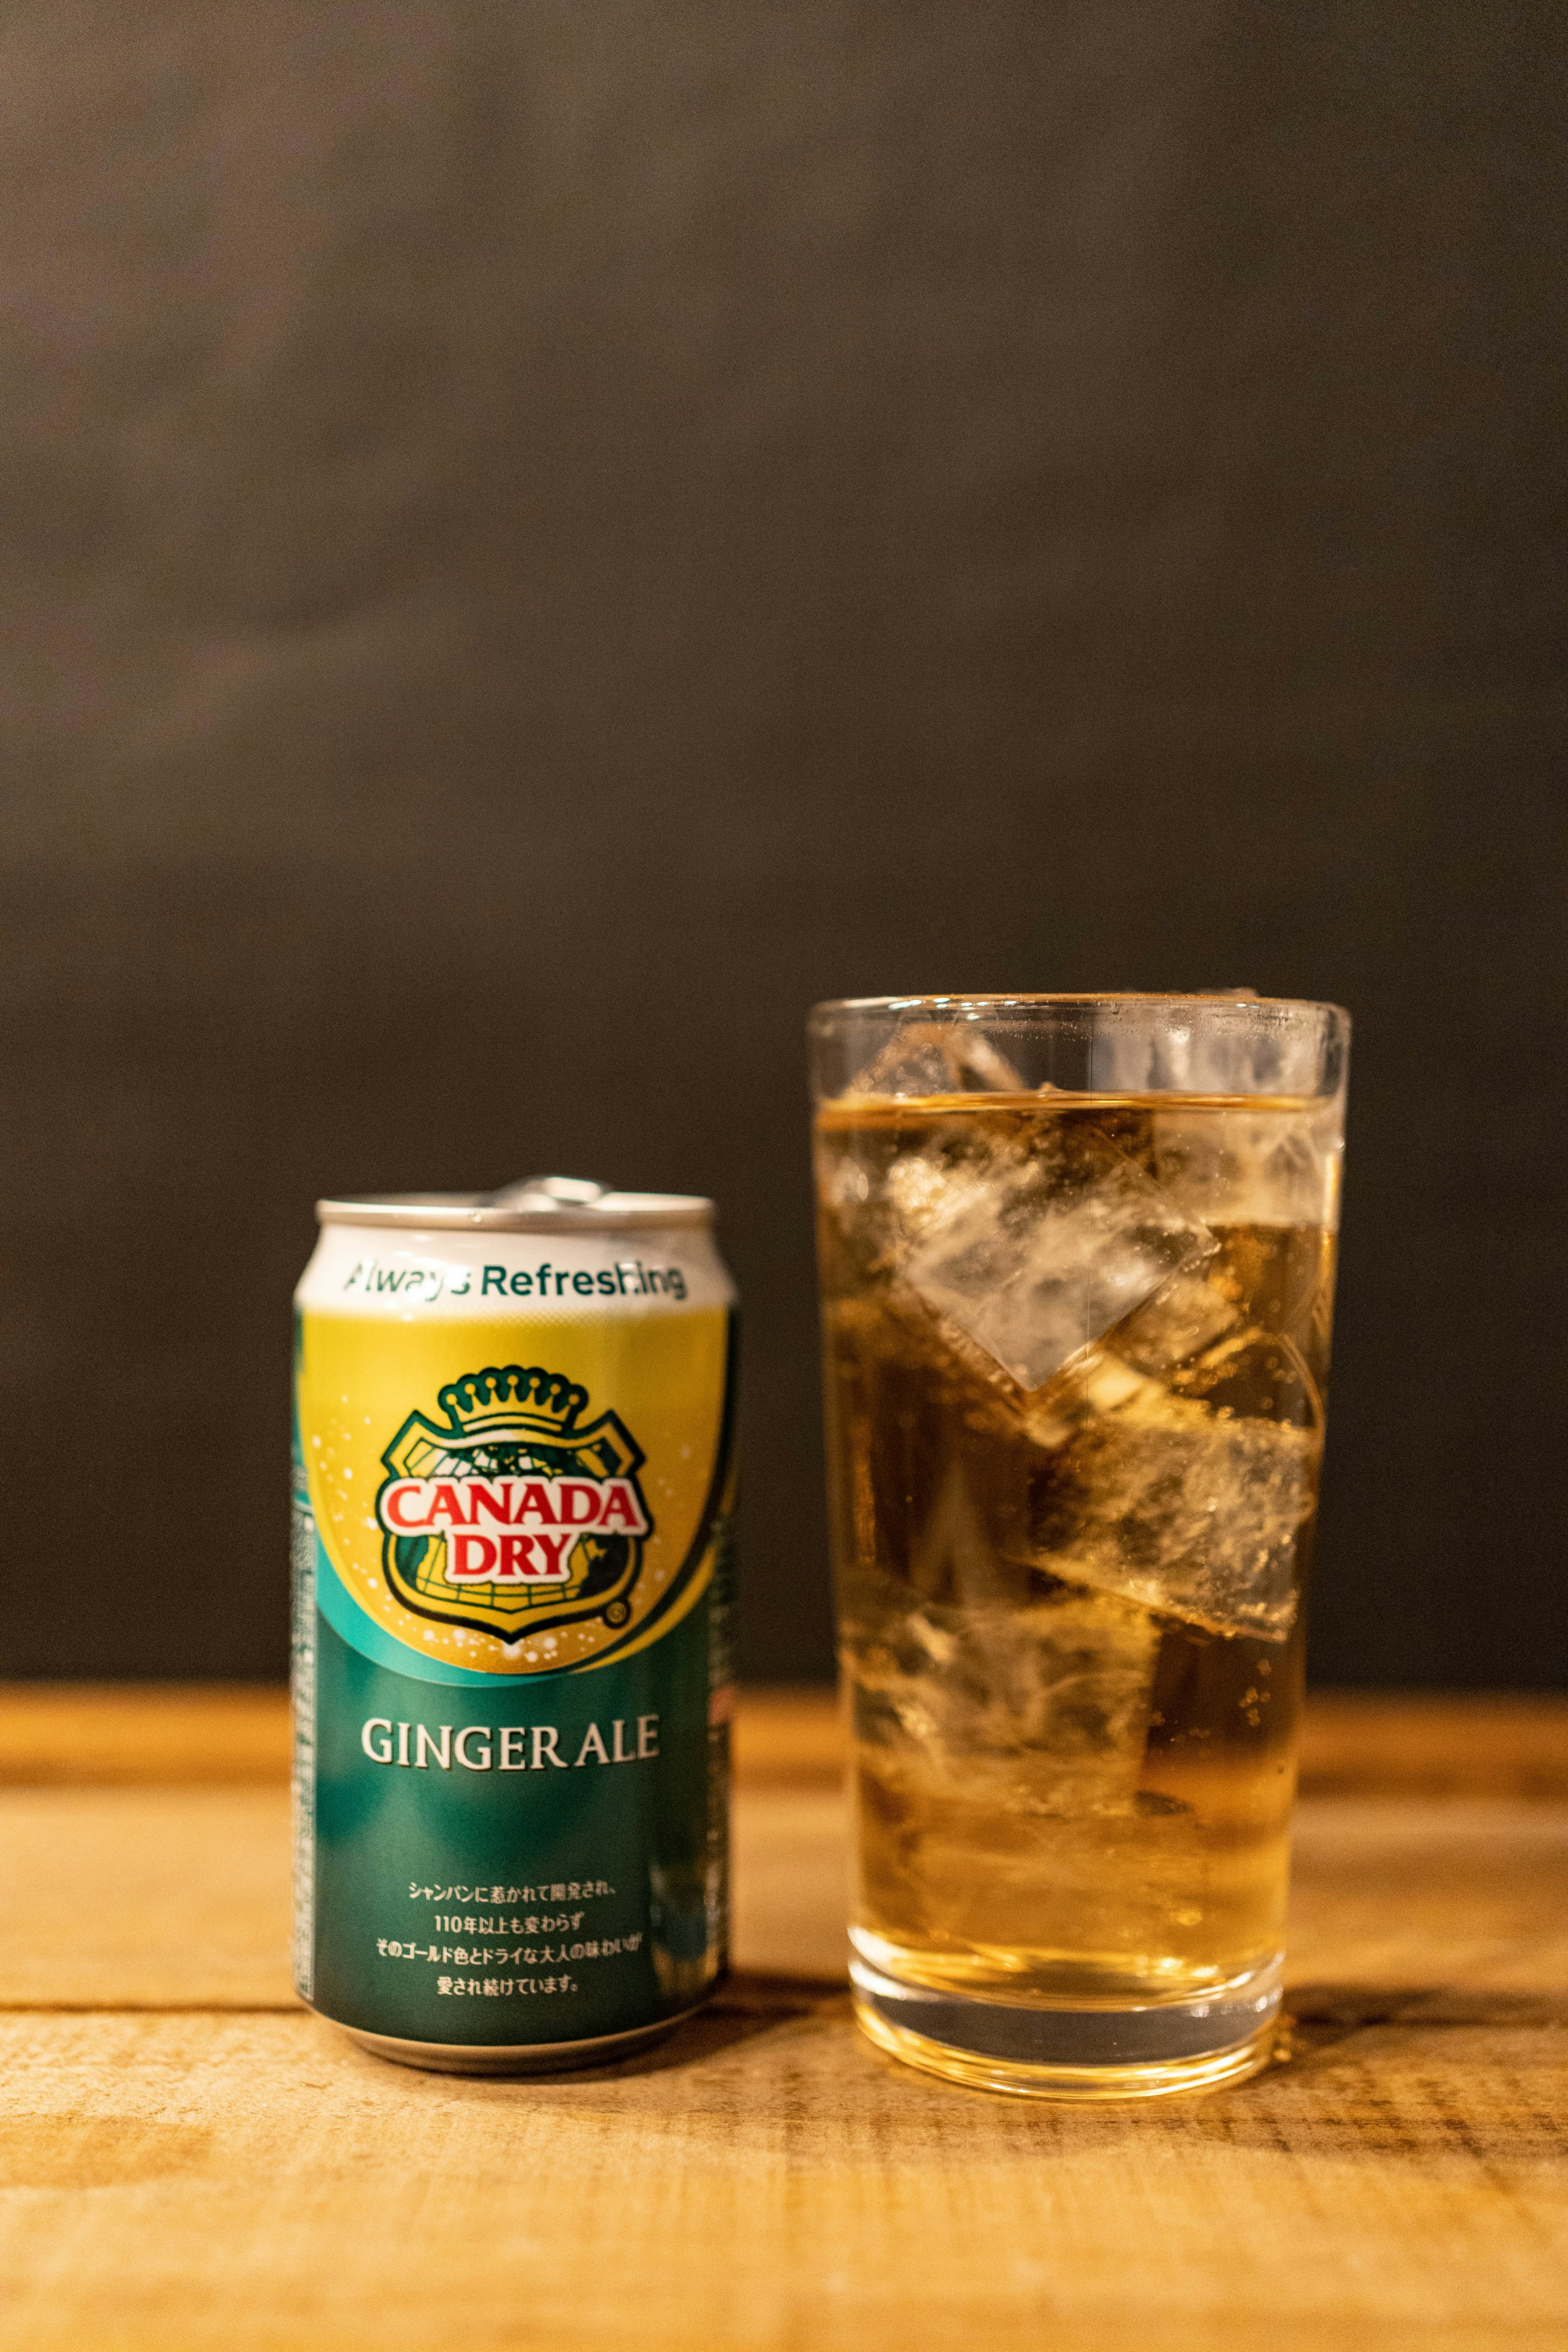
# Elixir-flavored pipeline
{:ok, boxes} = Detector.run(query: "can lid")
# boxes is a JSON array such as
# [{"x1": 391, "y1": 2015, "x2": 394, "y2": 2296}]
[{"x1": 316, "y1": 1176, "x2": 715, "y2": 1234}]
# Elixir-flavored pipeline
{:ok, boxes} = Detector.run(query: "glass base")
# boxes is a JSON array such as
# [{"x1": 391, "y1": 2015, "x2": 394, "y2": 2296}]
[{"x1": 849, "y1": 1944, "x2": 1284, "y2": 2102}]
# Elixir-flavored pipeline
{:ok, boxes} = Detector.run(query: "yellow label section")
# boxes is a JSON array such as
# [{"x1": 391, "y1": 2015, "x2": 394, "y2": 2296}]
[{"x1": 298, "y1": 1308, "x2": 730, "y2": 1677}]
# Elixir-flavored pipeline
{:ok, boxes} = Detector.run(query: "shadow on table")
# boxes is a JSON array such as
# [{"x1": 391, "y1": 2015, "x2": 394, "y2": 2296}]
[
  {"x1": 489, "y1": 1977, "x2": 1568, "y2": 2098},
  {"x1": 1281, "y1": 1980, "x2": 1567, "y2": 2060},
  {"x1": 538, "y1": 1970, "x2": 850, "y2": 2082}
]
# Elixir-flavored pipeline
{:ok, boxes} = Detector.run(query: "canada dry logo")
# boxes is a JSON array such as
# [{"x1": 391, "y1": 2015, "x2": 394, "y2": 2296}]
[{"x1": 375, "y1": 1365, "x2": 653, "y2": 1646}]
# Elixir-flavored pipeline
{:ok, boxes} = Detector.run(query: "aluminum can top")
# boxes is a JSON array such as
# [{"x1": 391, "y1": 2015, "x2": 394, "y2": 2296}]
[
  {"x1": 316, "y1": 1175, "x2": 714, "y2": 1236},
  {"x1": 299, "y1": 1176, "x2": 732, "y2": 1319}
]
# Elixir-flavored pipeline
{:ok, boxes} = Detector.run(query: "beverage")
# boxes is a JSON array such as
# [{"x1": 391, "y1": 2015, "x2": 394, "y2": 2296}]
[
  {"x1": 811, "y1": 998, "x2": 1348, "y2": 2098},
  {"x1": 292, "y1": 1177, "x2": 737, "y2": 2072}
]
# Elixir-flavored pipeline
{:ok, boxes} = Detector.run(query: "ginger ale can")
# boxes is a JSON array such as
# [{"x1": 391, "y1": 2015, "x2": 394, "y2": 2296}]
[{"x1": 290, "y1": 1177, "x2": 737, "y2": 2072}]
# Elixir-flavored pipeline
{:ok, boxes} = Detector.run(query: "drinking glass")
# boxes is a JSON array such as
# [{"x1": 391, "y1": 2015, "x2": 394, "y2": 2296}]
[{"x1": 810, "y1": 993, "x2": 1349, "y2": 2098}]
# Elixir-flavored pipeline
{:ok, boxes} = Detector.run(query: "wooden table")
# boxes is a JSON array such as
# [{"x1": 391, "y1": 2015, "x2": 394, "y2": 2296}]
[{"x1": 2, "y1": 1687, "x2": 1566, "y2": 2350}]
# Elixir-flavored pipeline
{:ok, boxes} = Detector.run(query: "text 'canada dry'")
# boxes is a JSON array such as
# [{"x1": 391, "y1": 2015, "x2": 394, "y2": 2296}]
[{"x1": 291, "y1": 1178, "x2": 737, "y2": 2072}]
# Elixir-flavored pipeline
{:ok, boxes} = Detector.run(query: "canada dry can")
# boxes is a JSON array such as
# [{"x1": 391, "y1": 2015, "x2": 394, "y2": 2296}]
[{"x1": 290, "y1": 1179, "x2": 737, "y2": 2072}]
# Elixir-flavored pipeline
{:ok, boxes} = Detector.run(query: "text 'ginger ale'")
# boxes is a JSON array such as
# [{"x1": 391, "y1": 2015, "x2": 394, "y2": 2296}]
[{"x1": 292, "y1": 1177, "x2": 737, "y2": 2072}]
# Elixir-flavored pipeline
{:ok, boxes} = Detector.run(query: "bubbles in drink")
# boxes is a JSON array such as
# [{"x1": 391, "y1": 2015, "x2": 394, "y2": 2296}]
[
  {"x1": 816, "y1": 1062, "x2": 1339, "y2": 2002},
  {"x1": 849, "y1": 1577, "x2": 1161, "y2": 1821}
]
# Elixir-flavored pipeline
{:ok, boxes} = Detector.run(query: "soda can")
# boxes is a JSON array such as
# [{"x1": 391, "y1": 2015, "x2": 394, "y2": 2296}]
[{"x1": 290, "y1": 1176, "x2": 738, "y2": 2072}]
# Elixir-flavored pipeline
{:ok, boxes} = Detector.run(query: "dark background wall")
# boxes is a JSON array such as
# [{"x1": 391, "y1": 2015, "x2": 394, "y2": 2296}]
[{"x1": 2, "y1": 1, "x2": 1563, "y2": 1686}]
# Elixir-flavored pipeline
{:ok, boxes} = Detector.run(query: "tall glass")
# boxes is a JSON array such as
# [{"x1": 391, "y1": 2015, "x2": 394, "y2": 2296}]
[{"x1": 810, "y1": 995, "x2": 1349, "y2": 2098}]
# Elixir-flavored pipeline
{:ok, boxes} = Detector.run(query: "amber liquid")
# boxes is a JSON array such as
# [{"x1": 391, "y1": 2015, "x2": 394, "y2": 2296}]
[{"x1": 816, "y1": 1093, "x2": 1337, "y2": 2007}]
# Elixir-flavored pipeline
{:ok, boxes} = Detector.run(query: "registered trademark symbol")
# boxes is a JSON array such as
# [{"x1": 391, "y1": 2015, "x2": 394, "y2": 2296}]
[{"x1": 604, "y1": 1600, "x2": 631, "y2": 1627}]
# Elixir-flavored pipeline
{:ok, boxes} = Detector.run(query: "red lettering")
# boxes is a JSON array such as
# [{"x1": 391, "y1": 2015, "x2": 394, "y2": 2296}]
[
  {"x1": 383, "y1": 1475, "x2": 646, "y2": 1544},
  {"x1": 446, "y1": 1531, "x2": 498, "y2": 1581},
  {"x1": 428, "y1": 1483, "x2": 469, "y2": 1529},
  {"x1": 599, "y1": 1481, "x2": 646, "y2": 1532},
  {"x1": 381, "y1": 1481, "x2": 430, "y2": 1531},
  {"x1": 530, "y1": 1532, "x2": 573, "y2": 1581},
  {"x1": 495, "y1": 1532, "x2": 533, "y2": 1581}
]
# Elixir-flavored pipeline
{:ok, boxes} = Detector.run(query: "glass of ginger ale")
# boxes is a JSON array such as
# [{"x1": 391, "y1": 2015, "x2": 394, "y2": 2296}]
[{"x1": 809, "y1": 994, "x2": 1350, "y2": 2098}]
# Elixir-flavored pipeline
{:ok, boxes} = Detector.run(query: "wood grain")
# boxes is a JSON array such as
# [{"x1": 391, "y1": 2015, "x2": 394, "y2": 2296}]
[
  {"x1": 4, "y1": 1782, "x2": 1565, "y2": 2012},
  {"x1": 6, "y1": 1682, "x2": 1567, "y2": 1797},
  {"x1": 0, "y1": 1998, "x2": 1564, "y2": 2352},
  {"x1": 0, "y1": 1787, "x2": 297, "y2": 2009},
  {"x1": 2, "y1": 1688, "x2": 1566, "y2": 2350},
  {"x1": 0, "y1": 1683, "x2": 292, "y2": 1785},
  {"x1": 1299, "y1": 1691, "x2": 1568, "y2": 1801}
]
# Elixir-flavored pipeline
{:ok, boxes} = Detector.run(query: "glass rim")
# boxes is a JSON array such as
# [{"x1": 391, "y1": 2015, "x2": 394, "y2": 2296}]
[{"x1": 808, "y1": 991, "x2": 1350, "y2": 1025}]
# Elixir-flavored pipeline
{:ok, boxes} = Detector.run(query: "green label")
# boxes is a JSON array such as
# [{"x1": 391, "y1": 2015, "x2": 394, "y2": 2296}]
[{"x1": 291, "y1": 1311, "x2": 735, "y2": 2051}]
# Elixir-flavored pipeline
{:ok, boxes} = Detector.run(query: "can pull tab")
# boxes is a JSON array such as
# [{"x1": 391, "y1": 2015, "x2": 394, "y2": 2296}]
[{"x1": 483, "y1": 1174, "x2": 610, "y2": 1212}]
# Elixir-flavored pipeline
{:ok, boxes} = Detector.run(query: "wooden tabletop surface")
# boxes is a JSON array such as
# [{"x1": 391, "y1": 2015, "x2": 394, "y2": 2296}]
[{"x1": 2, "y1": 1686, "x2": 1566, "y2": 2351}]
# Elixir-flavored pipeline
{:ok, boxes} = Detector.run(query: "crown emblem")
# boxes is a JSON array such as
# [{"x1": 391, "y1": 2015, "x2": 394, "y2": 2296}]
[
  {"x1": 374, "y1": 1364, "x2": 652, "y2": 1650},
  {"x1": 437, "y1": 1364, "x2": 587, "y2": 1440}
]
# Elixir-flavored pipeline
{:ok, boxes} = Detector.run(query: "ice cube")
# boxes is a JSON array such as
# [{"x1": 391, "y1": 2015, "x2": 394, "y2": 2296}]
[
  {"x1": 846, "y1": 1579, "x2": 1160, "y2": 1818},
  {"x1": 900, "y1": 1122, "x2": 1218, "y2": 1391},
  {"x1": 1040, "y1": 1365, "x2": 1319, "y2": 1639},
  {"x1": 1152, "y1": 1105, "x2": 1341, "y2": 1230},
  {"x1": 851, "y1": 1022, "x2": 1027, "y2": 1099},
  {"x1": 1109, "y1": 1269, "x2": 1243, "y2": 1378},
  {"x1": 884, "y1": 1147, "x2": 970, "y2": 1245}
]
